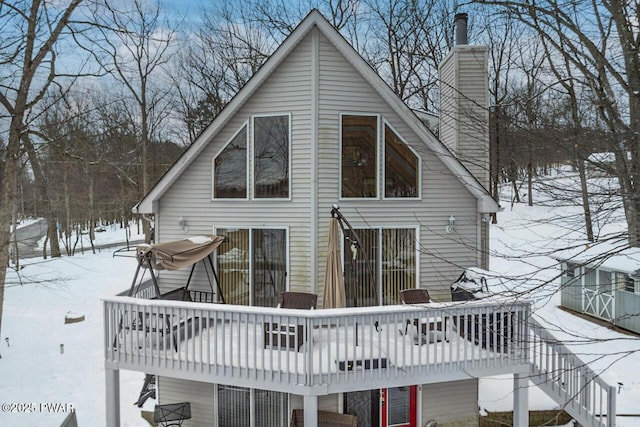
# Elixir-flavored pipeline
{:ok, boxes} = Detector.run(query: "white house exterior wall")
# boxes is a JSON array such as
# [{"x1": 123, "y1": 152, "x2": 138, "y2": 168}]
[
  {"x1": 155, "y1": 32, "x2": 314, "y2": 294},
  {"x1": 315, "y1": 31, "x2": 478, "y2": 301},
  {"x1": 421, "y1": 379, "x2": 479, "y2": 426},
  {"x1": 147, "y1": 26, "x2": 482, "y2": 425},
  {"x1": 153, "y1": 29, "x2": 479, "y2": 301},
  {"x1": 158, "y1": 377, "x2": 215, "y2": 426}
]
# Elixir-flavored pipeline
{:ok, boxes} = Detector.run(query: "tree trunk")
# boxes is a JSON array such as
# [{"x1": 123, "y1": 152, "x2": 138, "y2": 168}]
[
  {"x1": 0, "y1": 118, "x2": 22, "y2": 337},
  {"x1": 89, "y1": 175, "x2": 96, "y2": 254},
  {"x1": 22, "y1": 135, "x2": 61, "y2": 258},
  {"x1": 64, "y1": 173, "x2": 71, "y2": 255},
  {"x1": 577, "y1": 160, "x2": 594, "y2": 242}
]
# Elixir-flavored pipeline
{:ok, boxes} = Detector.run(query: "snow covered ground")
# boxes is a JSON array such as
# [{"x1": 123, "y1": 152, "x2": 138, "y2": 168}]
[
  {"x1": 1, "y1": 173, "x2": 639, "y2": 426},
  {"x1": 479, "y1": 183, "x2": 640, "y2": 425},
  {"x1": 1, "y1": 225, "x2": 147, "y2": 427}
]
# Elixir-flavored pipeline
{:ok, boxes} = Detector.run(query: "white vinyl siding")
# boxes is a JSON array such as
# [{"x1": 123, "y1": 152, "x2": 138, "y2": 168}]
[
  {"x1": 317, "y1": 32, "x2": 478, "y2": 301},
  {"x1": 157, "y1": 377, "x2": 214, "y2": 427},
  {"x1": 438, "y1": 47, "x2": 490, "y2": 189},
  {"x1": 142, "y1": 19, "x2": 492, "y2": 427},
  {"x1": 155, "y1": 32, "x2": 313, "y2": 295},
  {"x1": 421, "y1": 379, "x2": 479, "y2": 426},
  {"x1": 155, "y1": 29, "x2": 480, "y2": 304}
]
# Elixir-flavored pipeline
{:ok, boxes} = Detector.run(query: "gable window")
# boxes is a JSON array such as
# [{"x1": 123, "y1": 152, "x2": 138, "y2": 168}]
[
  {"x1": 213, "y1": 115, "x2": 289, "y2": 200},
  {"x1": 343, "y1": 227, "x2": 417, "y2": 306},
  {"x1": 216, "y1": 227, "x2": 287, "y2": 307},
  {"x1": 341, "y1": 115, "x2": 378, "y2": 198},
  {"x1": 384, "y1": 123, "x2": 419, "y2": 198},
  {"x1": 253, "y1": 115, "x2": 290, "y2": 198},
  {"x1": 214, "y1": 125, "x2": 248, "y2": 198}
]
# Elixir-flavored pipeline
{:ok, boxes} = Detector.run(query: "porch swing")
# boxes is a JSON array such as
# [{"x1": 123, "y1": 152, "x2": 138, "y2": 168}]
[
  {"x1": 113, "y1": 235, "x2": 228, "y2": 412},
  {"x1": 112, "y1": 235, "x2": 227, "y2": 354},
  {"x1": 115, "y1": 234, "x2": 227, "y2": 303}
]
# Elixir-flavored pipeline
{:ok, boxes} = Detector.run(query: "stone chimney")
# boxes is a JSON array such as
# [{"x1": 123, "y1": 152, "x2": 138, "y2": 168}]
[{"x1": 439, "y1": 13, "x2": 490, "y2": 190}]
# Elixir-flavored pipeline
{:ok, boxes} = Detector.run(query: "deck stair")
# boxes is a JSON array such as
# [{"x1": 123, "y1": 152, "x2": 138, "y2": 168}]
[{"x1": 528, "y1": 319, "x2": 615, "y2": 427}]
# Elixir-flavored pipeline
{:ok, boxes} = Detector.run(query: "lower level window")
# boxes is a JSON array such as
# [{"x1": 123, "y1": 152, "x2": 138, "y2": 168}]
[{"x1": 217, "y1": 385, "x2": 287, "y2": 427}]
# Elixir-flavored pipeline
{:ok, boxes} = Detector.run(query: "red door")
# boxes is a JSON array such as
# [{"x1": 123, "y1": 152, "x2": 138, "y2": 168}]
[{"x1": 381, "y1": 386, "x2": 417, "y2": 427}]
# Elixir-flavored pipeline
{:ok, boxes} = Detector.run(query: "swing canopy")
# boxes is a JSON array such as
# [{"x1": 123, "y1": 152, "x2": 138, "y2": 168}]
[{"x1": 136, "y1": 235, "x2": 226, "y2": 271}]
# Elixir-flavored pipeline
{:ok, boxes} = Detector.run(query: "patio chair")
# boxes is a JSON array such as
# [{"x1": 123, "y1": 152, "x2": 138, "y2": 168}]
[
  {"x1": 264, "y1": 291, "x2": 317, "y2": 351},
  {"x1": 400, "y1": 289, "x2": 447, "y2": 342},
  {"x1": 290, "y1": 409, "x2": 357, "y2": 427},
  {"x1": 153, "y1": 402, "x2": 191, "y2": 427}
]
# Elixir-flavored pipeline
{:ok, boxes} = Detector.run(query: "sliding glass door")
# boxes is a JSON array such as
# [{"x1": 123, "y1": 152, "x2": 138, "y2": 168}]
[
  {"x1": 216, "y1": 228, "x2": 286, "y2": 307},
  {"x1": 343, "y1": 227, "x2": 417, "y2": 307}
]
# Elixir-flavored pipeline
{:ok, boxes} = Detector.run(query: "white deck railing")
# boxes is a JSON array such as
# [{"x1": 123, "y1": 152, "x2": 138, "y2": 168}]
[
  {"x1": 528, "y1": 319, "x2": 616, "y2": 427},
  {"x1": 104, "y1": 296, "x2": 531, "y2": 393},
  {"x1": 104, "y1": 292, "x2": 617, "y2": 427}
]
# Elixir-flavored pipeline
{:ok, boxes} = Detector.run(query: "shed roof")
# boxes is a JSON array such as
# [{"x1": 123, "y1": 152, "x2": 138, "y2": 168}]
[{"x1": 554, "y1": 241, "x2": 640, "y2": 274}]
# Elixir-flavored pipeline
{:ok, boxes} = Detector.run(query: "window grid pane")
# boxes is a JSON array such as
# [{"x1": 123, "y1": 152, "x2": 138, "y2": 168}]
[
  {"x1": 387, "y1": 387, "x2": 411, "y2": 425},
  {"x1": 385, "y1": 125, "x2": 418, "y2": 198},
  {"x1": 342, "y1": 115, "x2": 377, "y2": 198},
  {"x1": 255, "y1": 389, "x2": 288, "y2": 426},
  {"x1": 382, "y1": 229, "x2": 416, "y2": 305},
  {"x1": 217, "y1": 229, "x2": 250, "y2": 305},
  {"x1": 254, "y1": 116, "x2": 289, "y2": 198},
  {"x1": 214, "y1": 126, "x2": 247, "y2": 198},
  {"x1": 344, "y1": 228, "x2": 378, "y2": 307},
  {"x1": 252, "y1": 229, "x2": 287, "y2": 307},
  {"x1": 218, "y1": 386, "x2": 250, "y2": 427}
]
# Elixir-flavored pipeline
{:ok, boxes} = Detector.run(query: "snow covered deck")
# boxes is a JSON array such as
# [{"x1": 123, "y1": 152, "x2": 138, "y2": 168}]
[
  {"x1": 103, "y1": 295, "x2": 616, "y2": 427},
  {"x1": 104, "y1": 296, "x2": 532, "y2": 393}
]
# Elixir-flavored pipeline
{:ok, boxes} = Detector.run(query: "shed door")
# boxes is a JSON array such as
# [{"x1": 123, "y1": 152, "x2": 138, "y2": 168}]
[{"x1": 583, "y1": 269, "x2": 614, "y2": 321}]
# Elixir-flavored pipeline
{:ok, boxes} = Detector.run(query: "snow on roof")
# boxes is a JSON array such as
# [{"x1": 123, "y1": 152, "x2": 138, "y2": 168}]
[{"x1": 553, "y1": 240, "x2": 640, "y2": 274}]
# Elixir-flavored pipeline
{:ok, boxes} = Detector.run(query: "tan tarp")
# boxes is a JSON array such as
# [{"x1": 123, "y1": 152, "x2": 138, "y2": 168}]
[
  {"x1": 322, "y1": 218, "x2": 346, "y2": 309},
  {"x1": 136, "y1": 235, "x2": 225, "y2": 271}
]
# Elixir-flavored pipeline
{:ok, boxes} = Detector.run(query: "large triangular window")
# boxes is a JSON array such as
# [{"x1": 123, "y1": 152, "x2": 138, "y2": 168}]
[
  {"x1": 214, "y1": 125, "x2": 247, "y2": 199},
  {"x1": 384, "y1": 123, "x2": 419, "y2": 198}
]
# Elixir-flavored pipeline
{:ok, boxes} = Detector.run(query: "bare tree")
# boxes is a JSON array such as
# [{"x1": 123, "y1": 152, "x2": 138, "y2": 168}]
[
  {"x1": 484, "y1": 12, "x2": 521, "y2": 220},
  {"x1": 171, "y1": 1, "x2": 273, "y2": 140},
  {"x1": 89, "y1": 0, "x2": 176, "y2": 243},
  {"x1": 475, "y1": 0, "x2": 640, "y2": 247},
  {"x1": 0, "y1": 0, "x2": 88, "y2": 338}
]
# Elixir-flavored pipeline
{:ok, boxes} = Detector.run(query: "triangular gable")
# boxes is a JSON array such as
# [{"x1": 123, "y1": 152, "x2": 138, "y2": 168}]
[{"x1": 134, "y1": 9, "x2": 499, "y2": 214}]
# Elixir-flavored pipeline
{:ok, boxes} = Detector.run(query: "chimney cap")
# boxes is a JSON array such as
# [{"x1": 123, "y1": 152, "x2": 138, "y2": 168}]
[{"x1": 454, "y1": 12, "x2": 468, "y2": 46}]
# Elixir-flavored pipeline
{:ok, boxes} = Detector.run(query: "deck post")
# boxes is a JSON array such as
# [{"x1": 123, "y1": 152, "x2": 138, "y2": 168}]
[
  {"x1": 513, "y1": 372, "x2": 529, "y2": 427},
  {"x1": 607, "y1": 385, "x2": 616, "y2": 427},
  {"x1": 105, "y1": 367, "x2": 120, "y2": 427},
  {"x1": 303, "y1": 395, "x2": 318, "y2": 427}
]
